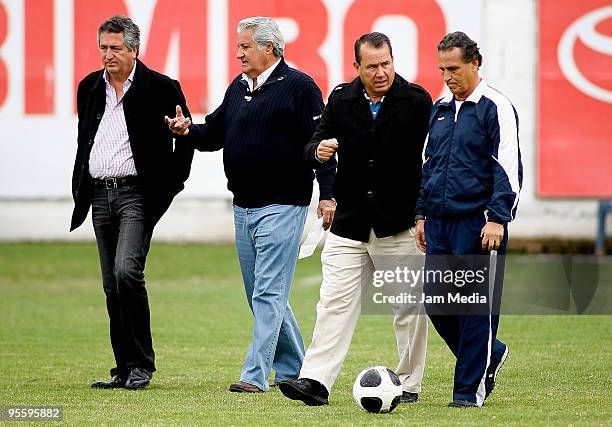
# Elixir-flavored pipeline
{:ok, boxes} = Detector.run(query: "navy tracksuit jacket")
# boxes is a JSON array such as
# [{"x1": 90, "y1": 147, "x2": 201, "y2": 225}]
[{"x1": 416, "y1": 79, "x2": 522, "y2": 405}]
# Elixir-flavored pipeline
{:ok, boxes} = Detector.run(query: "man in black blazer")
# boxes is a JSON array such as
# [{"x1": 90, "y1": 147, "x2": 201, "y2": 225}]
[
  {"x1": 71, "y1": 15, "x2": 193, "y2": 389},
  {"x1": 279, "y1": 32, "x2": 432, "y2": 406}
]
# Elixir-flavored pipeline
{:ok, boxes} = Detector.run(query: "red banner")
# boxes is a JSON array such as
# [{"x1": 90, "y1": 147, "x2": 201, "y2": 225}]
[{"x1": 538, "y1": 0, "x2": 612, "y2": 197}]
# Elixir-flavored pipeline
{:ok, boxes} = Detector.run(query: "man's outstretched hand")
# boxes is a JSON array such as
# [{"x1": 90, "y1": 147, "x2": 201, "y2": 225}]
[{"x1": 165, "y1": 105, "x2": 192, "y2": 136}]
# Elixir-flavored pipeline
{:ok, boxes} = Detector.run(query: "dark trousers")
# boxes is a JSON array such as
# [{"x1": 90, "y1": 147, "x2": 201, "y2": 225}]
[
  {"x1": 424, "y1": 213, "x2": 507, "y2": 405},
  {"x1": 91, "y1": 182, "x2": 155, "y2": 376}
]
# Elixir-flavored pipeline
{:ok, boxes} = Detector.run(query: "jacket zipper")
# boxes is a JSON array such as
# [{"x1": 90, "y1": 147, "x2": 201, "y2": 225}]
[{"x1": 442, "y1": 103, "x2": 462, "y2": 217}]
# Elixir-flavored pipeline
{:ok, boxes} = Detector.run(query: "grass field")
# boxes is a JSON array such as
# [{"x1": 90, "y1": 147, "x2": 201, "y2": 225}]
[{"x1": 0, "y1": 242, "x2": 610, "y2": 426}]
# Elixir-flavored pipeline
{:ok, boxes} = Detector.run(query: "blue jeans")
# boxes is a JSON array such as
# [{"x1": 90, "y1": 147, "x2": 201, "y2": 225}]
[
  {"x1": 91, "y1": 182, "x2": 155, "y2": 375},
  {"x1": 233, "y1": 204, "x2": 307, "y2": 391}
]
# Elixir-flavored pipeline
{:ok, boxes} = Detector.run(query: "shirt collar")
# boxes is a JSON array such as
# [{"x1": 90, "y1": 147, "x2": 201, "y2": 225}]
[
  {"x1": 363, "y1": 90, "x2": 385, "y2": 104},
  {"x1": 241, "y1": 57, "x2": 282, "y2": 90},
  {"x1": 465, "y1": 78, "x2": 487, "y2": 103},
  {"x1": 103, "y1": 62, "x2": 137, "y2": 85}
]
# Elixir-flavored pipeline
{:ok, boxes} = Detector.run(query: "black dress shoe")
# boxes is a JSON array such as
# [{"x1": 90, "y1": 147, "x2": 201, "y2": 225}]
[
  {"x1": 124, "y1": 368, "x2": 152, "y2": 390},
  {"x1": 400, "y1": 391, "x2": 419, "y2": 403},
  {"x1": 448, "y1": 399, "x2": 477, "y2": 408},
  {"x1": 91, "y1": 374, "x2": 127, "y2": 389},
  {"x1": 278, "y1": 378, "x2": 329, "y2": 406}
]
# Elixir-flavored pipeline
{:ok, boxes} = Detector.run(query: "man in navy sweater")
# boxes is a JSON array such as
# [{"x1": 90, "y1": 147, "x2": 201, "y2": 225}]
[{"x1": 166, "y1": 16, "x2": 336, "y2": 393}]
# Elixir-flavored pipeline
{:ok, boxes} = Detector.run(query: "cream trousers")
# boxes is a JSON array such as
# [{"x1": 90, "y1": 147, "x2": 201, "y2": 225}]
[{"x1": 299, "y1": 228, "x2": 428, "y2": 393}]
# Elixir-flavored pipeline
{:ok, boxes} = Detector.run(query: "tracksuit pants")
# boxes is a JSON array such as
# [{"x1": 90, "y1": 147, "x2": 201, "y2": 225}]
[{"x1": 424, "y1": 213, "x2": 508, "y2": 406}]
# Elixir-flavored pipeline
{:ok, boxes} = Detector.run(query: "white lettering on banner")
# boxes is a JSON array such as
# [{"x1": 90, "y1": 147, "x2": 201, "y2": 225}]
[{"x1": 558, "y1": 6, "x2": 612, "y2": 104}]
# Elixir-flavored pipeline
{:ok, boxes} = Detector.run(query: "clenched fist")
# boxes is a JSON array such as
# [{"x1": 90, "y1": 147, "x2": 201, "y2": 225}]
[{"x1": 316, "y1": 138, "x2": 338, "y2": 162}]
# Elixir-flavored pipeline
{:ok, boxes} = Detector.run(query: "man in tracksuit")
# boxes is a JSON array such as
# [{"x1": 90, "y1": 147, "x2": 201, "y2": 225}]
[{"x1": 415, "y1": 32, "x2": 522, "y2": 407}]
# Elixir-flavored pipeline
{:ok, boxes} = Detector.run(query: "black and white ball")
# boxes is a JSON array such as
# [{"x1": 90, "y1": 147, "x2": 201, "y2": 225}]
[{"x1": 352, "y1": 366, "x2": 403, "y2": 413}]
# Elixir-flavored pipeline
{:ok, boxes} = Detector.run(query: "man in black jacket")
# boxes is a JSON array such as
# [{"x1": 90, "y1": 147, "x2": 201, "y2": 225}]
[
  {"x1": 71, "y1": 15, "x2": 193, "y2": 390},
  {"x1": 166, "y1": 17, "x2": 336, "y2": 393},
  {"x1": 279, "y1": 32, "x2": 432, "y2": 406}
]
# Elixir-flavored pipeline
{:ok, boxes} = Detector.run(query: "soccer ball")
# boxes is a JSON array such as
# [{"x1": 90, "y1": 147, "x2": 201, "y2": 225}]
[{"x1": 352, "y1": 366, "x2": 403, "y2": 413}]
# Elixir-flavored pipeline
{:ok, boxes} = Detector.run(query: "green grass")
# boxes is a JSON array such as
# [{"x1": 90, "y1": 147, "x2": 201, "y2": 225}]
[{"x1": 0, "y1": 243, "x2": 610, "y2": 426}]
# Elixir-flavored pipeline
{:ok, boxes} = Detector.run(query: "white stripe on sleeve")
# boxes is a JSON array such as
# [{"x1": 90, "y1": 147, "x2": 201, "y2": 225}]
[
  {"x1": 487, "y1": 89, "x2": 520, "y2": 219},
  {"x1": 421, "y1": 134, "x2": 429, "y2": 165}
]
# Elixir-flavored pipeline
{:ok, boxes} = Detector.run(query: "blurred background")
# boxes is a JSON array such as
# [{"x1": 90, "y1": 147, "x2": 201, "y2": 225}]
[{"x1": 0, "y1": 0, "x2": 611, "y2": 251}]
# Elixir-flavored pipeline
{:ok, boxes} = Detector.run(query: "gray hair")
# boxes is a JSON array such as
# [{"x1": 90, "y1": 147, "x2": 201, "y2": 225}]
[
  {"x1": 98, "y1": 15, "x2": 140, "y2": 56},
  {"x1": 237, "y1": 17, "x2": 284, "y2": 58}
]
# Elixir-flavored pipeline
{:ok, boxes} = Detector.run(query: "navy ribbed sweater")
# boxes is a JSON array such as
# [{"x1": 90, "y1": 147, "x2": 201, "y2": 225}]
[{"x1": 184, "y1": 59, "x2": 336, "y2": 208}]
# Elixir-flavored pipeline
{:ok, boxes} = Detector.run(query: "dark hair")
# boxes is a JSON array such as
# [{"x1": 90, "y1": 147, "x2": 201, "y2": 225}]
[
  {"x1": 354, "y1": 32, "x2": 393, "y2": 64},
  {"x1": 98, "y1": 15, "x2": 140, "y2": 57},
  {"x1": 438, "y1": 31, "x2": 482, "y2": 67}
]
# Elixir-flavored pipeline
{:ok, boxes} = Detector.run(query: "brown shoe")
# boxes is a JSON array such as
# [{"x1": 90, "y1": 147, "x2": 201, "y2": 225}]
[{"x1": 229, "y1": 381, "x2": 263, "y2": 393}]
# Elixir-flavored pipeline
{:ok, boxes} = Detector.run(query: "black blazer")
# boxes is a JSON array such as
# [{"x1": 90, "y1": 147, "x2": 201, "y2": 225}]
[
  {"x1": 305, "y1": 74, "x2": 432, "y2": 242},
  {"x1": 70, "y1": 59, "x2": 194, "y2": 231}
]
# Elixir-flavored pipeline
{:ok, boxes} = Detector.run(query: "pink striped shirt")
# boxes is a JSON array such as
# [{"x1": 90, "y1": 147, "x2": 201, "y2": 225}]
[{"x1": 89, "y1": 64, "x2": 137, "y2": 179}]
